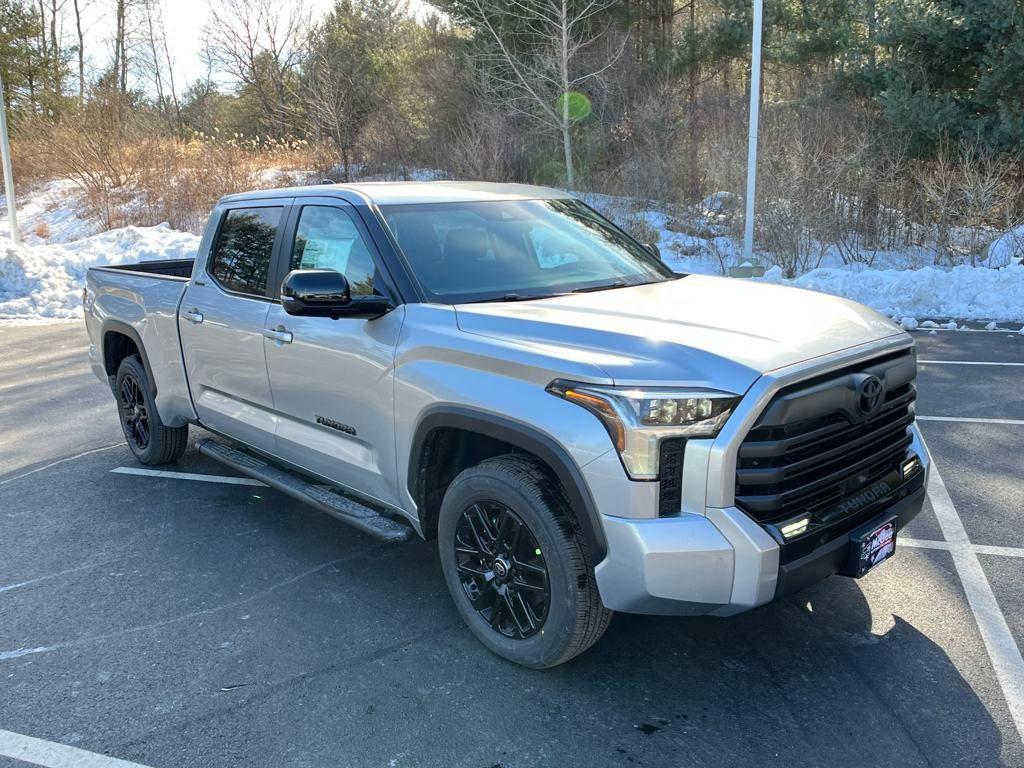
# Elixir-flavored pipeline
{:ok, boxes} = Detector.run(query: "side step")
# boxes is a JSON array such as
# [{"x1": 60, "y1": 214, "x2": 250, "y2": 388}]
[{"x1": 197, "y1": 438, "x2": 414, "y2": 543}]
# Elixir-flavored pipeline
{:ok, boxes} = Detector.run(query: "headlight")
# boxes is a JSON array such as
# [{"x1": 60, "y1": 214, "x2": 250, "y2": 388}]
[{"x1": 546, "y1": 379, "x2": 740, "y2": 479}]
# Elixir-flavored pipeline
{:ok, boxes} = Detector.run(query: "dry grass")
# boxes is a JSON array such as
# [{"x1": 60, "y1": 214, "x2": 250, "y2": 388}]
[{"x1": 15, "y1": 107, "x2": 320, "y2": 233}]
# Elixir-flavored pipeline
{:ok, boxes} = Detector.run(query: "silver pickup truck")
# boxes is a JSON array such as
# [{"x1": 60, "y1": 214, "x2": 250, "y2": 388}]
[{"x1": 84, "y1": 181, "x2": 929, "y2": 668}]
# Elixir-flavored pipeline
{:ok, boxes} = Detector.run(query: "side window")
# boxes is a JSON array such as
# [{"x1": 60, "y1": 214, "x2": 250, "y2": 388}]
[
  {"x1": 208, "y1": 207, "x2": 282, "y2": 296},
  {"x1": 291, "y1": 206, "x2": 377, "y2": 297}
]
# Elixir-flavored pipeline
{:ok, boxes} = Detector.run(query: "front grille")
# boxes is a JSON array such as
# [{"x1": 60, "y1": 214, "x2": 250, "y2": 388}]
[{"x1": 735, "y1": 349, "x2": 917, "y2": 527}]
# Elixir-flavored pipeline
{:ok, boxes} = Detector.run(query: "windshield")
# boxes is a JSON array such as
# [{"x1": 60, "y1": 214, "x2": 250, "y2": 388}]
[{"x1": 379, "y1": 198, "x2": 676, "y2": 303}]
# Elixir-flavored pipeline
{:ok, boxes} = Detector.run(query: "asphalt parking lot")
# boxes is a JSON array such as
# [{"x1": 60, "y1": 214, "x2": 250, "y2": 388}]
[{"x1": 1, "y1": 323, "x2": 1023, "y2": 768}]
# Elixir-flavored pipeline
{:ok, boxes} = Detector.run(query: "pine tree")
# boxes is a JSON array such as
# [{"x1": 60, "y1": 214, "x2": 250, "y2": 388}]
[{"x1": 873, "y1": 0, "x2": 1024, "y2": 155}]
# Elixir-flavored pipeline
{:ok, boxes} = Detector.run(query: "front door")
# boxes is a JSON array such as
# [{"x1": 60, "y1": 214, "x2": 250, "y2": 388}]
[
  {"x1": 263, "y1": 200, "x2": 405, "y2": 507},
  {"x1": 179, "y1": 201, "x2": 289, "y2": 453}
]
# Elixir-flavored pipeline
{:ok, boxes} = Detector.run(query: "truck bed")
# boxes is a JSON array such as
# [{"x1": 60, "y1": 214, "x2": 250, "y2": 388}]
[
  {"x1": 84, "y1": 258, "x2": 197, "y2": 426},
  {"x1": 93, "y1": 258, "x2": 194, "y2": 279}
]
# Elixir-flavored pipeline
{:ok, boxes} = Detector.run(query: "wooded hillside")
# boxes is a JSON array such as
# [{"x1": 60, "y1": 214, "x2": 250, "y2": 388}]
[{"x1": 2, "y1": 0, "x2": 1023, "y2": 270}]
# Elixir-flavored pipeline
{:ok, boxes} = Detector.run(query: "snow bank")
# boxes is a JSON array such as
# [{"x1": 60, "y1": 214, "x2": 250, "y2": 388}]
[
  {"x1": 0, "y1": 179, "x2": 100, "y2": 245},
  {"x1": 761, "y1": 262, "x2": 1024, "y2": 323},
  {"x1": 0, "y1": 224, "x2": 200, "y2": 324},
  {"x1": 4, "y1": 177, "x2": 1024, "y2": 326},
  {"x1": 986, "y1": 224, "x2": 1024, "y2": 267}
]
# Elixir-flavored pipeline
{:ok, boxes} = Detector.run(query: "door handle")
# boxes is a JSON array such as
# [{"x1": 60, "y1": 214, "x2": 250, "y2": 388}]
[
  {"x1": 262, "y1": 326, "x2": 293, "y2": 344},
  {"x1": 182, "y1": 309, "x2": 204, "y2": 324}
]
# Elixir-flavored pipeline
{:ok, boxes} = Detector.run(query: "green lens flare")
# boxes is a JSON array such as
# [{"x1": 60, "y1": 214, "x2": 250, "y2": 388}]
[{"x1": 555, "y1": 91, "x2": 592, "y2": 122}]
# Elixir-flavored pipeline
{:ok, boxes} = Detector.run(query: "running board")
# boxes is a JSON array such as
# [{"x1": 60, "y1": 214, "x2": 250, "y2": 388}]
[{"x1": 197, "y1": 438, "x2": 414, "y2": 543}]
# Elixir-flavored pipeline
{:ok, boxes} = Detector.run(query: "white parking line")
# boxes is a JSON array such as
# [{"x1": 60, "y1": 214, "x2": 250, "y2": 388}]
[
  {"x1": 110, "y1": 467, "x2": 265, "y2": 486},
  {"x1": 919, "y1": 360, "x2": 1024, "y2": 367},
  {"x1": 0, "y1": 728, "x2": 154, "y2": 768},
  {"x1": 900, "y1": 537, "x2": 1024, "y2": 558},
  {"x1": 917, "y1": 415, "x2": 1024, "y2": 426},
  {"x1": 926, "y1": 464, "x2": 1024, "y2": 742}
]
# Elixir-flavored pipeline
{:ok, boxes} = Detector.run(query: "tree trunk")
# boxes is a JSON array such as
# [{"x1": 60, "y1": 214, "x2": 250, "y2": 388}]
[
  {"x1": 37, "y1": 0, "x2": 48, "y2": 94},
  {"x1": 147, "y1": 11, "x2": 166, "y2": 112},
  {"x1": 867, "y1": 0, "x2": 877, "y2": 71},
  {"x1": 74, "y1": 0, "x2": 85, "y2": 103},
  {"x1": 559, "y1": 0, "x2": 575, "y2": 189},
  {"x1": 114, "y1": 0, "x2": 127, "y2": 94},
  {"x1": 49, "y1": 0, "x2": 59, "y2": 93}
]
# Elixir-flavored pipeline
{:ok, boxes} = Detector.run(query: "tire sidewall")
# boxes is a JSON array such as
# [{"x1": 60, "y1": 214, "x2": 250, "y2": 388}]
[
  {"x1": 115, "y1": 356, "x2": 158, "y2": 463},
  {"x1": 438, "y1": 464, "x2": 584, "y2": 669}
]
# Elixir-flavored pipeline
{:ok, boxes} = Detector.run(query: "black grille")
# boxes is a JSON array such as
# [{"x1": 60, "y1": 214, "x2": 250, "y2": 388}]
[
  {"x1": 658, "y1": 438, "x2": 686, "y2": 516},
  {"x1": 736, "y1": 349, "x2": 917, "y2": 526}
]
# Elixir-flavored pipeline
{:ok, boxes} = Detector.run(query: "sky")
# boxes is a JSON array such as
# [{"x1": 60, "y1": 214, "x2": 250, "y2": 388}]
[{"x1": 78, "y1": 0, "x2": 432, "y2": 93}]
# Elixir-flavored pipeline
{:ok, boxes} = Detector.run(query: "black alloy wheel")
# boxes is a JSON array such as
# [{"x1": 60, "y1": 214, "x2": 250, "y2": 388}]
[
  {"x1": 454, "y1": 501, "x2": 550, "y2": 639},
  {"x1": 119, "y1": 372, "x2": 150, "y2": 450}
]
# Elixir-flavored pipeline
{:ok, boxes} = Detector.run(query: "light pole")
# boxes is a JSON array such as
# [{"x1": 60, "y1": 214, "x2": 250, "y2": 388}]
[
  {"x1": 0, "y1": 69, "x2": 20, "y2": 245},
  {"x1": 742, "y1": 0, "x2": 763, "y2": 263}
]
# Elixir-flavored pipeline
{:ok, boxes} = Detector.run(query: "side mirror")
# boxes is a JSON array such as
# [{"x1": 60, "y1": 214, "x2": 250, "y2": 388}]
[
  {"x1": 643, "y1": 242, "x2": 661, "y2": 259},
  {"x1": 281, "y1": 269, "x2": 390, "y2": 319}
]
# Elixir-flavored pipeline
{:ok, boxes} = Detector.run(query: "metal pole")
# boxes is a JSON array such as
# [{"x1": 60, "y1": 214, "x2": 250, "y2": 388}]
[
  {"x1": 742, "y1": 0, "x2": 763, "y2": 263},
  {"x1": 0, "y1": 69, "x2": 19, "y2": 245}
]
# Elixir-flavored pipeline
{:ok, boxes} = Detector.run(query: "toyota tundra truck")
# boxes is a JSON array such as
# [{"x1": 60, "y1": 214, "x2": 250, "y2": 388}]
[{"x1": 84, "y1": 182, "x2": 929, "y2": 668}]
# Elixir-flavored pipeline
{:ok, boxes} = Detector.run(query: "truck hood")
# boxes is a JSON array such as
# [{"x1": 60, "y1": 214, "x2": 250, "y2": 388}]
[{"x1": 454, "y1": 274, "x2": 906, "y2": 394}]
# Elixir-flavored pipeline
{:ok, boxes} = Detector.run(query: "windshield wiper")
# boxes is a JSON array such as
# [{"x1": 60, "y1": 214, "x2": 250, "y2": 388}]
[
  {"x1": 469, "y1": 292, "x2": 564, "y2": 304},
  {"x1": 570, "y1": 280, "x2": 628, "y2": 294}
]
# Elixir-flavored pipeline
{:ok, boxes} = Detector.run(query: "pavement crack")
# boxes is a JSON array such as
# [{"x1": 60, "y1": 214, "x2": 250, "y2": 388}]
[
  {"x1": 0, "y1": 558, "x2": 119, "y2": 594},
  {"x1": 0, "y1": 545, "x2": 383, "y2": 663}
]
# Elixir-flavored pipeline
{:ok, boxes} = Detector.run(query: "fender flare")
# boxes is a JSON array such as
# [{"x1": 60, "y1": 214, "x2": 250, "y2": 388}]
[
  {"x1": 408, "y1": 406, "x2": 608, "y2": 564},
  {"x1": 100, "y1": 320, "x2": 158, "y2": 397}
]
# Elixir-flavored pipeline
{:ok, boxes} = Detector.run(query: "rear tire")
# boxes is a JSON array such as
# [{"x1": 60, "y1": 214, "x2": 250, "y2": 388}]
[
  {"x1": 115, "y1": 355, "x2": 188, "y2": 465},
  {"x1": 438, "y1": 454, "x2": 612, "y2": 669}
]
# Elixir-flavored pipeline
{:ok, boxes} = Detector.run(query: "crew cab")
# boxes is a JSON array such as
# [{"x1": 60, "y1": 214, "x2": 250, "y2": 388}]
[{"x1": 84, "y1": 182, "x2": 929, "y2": 668}]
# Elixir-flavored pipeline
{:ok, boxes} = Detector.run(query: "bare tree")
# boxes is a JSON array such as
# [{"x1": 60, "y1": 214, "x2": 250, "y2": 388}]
[
  {"x1": 141, "y1": 0, "x2": 181, "y2": 130},
  {"x1": 464, "y1": 0, "x2": 627, "y2": 189},
  {"x1": 206, "y1": 0, "x2": 311, "y2": 137},
  {"x1": 73, "y1": 0, "x2": 85, "y2": 103},
  {"x1": 113, "y1": 0, "x2": 126, "y2": 92}
]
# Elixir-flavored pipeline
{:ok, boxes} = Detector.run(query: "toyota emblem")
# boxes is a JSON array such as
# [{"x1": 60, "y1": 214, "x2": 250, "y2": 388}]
[{"x1": 857, "y1": 375, "x2": 884, "y2": 416}]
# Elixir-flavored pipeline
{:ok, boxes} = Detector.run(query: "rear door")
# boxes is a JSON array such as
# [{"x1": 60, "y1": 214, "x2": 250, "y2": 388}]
[
  {"x1": 262, "y1": 198, "x2": 405, "y2": 507},
  {"x1": 179, "y1": 199, "x2": 291, "y2": 453}
]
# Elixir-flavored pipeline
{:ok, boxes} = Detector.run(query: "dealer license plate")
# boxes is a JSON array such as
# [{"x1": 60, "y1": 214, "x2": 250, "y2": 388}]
[{"x1": 854, "y1": 520, "x2": 896, "y2": 578}]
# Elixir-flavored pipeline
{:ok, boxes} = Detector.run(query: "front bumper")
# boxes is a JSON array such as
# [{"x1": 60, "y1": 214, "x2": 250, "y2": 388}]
[
  {"x1": 589, "y1": 336, "x2": 930, "y2": 617},
  {"x1": 773, "y1": 482, "x2": 925, "y2": 599},
  {"x1": 592, "y1": 425, "x2": 928, "y2": 615}
]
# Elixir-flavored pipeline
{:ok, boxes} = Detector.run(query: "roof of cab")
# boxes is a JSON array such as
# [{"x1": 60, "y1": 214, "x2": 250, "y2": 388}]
[{"x1": 218, "y1": 180, "x2": 574, "y2": 206}]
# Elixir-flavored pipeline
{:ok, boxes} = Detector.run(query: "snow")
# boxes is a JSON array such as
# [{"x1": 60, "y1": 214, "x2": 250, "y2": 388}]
[
  {"x1": 3, "y1": 176, "x2": 1024, "y2": 326},
  {"x1": 986, "y1": 223, "x2": 1024, "y2": 267},
  {"x1": 581, "y1": 191, "x2": 1024, "y2": 324},
  {"x1": 0, "y1": 179, "x2": 100, "y2": 245},
  {"x1": 0, "y1": 224, "x2": 200, "y2": 324},
  {"x1": 760, "y1": 262, "x2": 1024, "y2": 323}
]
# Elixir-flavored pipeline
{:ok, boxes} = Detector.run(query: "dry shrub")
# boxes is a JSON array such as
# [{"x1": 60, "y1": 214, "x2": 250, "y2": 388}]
[
  {"x1": 912, "y1": 136, "x2": 1023, "y2": 265},
  {"x1": 605, "y1": 80, "x2": 690, "y2": 204},
  {"x1": 16, "y1": 95, "x2": 321, "y2": 233},
  {"x1": 444, "y1": 108, "x2": 523, "y2": 182},
  {"x1": 133, "y1": 134, "x2": 319, "y2": 232}
]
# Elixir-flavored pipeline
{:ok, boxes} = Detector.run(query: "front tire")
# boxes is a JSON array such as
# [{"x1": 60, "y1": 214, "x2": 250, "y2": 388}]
[
  {"x1": 115, "y1": 355, "x2": 188, "y2": 465},
  {"x1": 438, "y1": 455, "x2": 612, "y2": 669}
]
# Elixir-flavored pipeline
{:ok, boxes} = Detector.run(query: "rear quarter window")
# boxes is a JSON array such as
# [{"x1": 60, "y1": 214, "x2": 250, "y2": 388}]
[{"x1": 208, "y1": 207, "x2": 283, "y2": 296}]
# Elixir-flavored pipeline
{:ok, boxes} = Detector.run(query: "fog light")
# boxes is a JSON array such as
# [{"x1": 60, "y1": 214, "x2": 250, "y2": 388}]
[
  {"x1": 901, "y1": 455, "x2": 921, "y2": 479},
  {"x1": 779, "y1": 516, "x2": 810, "y2": 540}
]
